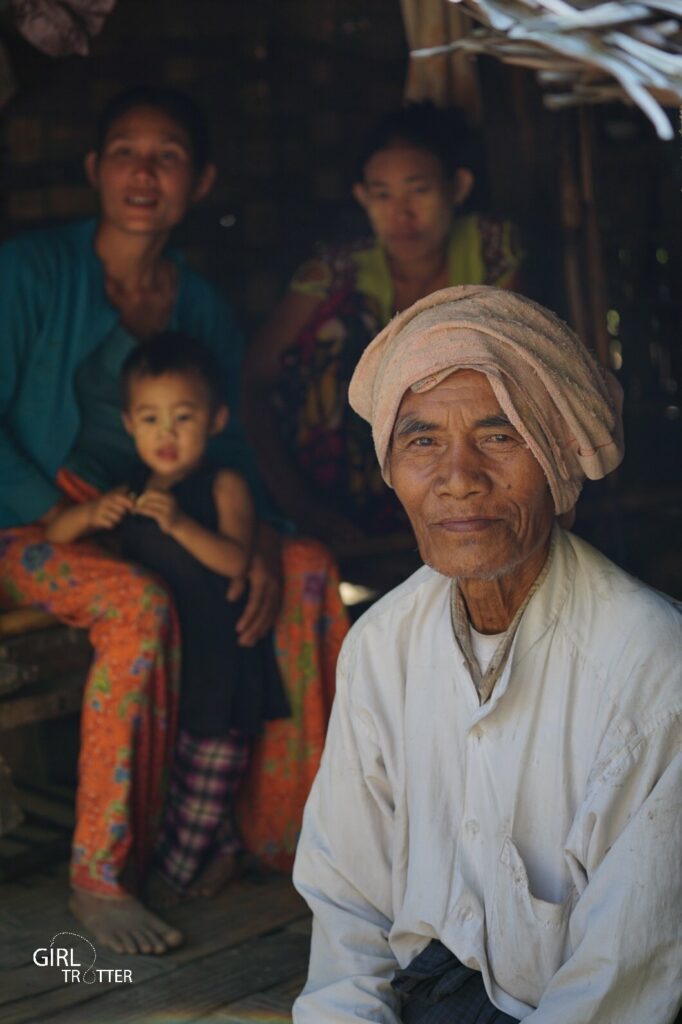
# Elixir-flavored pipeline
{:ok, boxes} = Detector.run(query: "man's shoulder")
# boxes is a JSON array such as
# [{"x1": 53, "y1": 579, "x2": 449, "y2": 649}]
[
  {"x1": 562, "y1": 531, "x2": 681, "y2": 699},
  {"x1": 341, "y1": 564, "x2": 450, "y2": 664},
  {"x1": 567, "y1": 531, "x2": 680, "y2": 635}
]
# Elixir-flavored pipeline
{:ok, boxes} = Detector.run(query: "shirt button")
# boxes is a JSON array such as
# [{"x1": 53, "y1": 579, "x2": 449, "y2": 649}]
[
  {"x1": 465, "y1": 818, "x2": 479, "y2": 835},
  {"x1": 471, "y1": 727, "x2": 483, "y2": 741},
  {"x1": 459, "y1": 906, "x2": 474, "y2": 923}
]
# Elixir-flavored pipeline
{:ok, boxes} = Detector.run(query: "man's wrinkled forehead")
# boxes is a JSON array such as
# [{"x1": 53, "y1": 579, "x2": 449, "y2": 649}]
[{"x1": 391, "y1": 366, "x2": 508, "y2": 436}]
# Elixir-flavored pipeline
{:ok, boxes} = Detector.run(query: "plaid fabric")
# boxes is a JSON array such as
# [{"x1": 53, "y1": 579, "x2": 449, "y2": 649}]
[
  {"x1": 154, "y1": 728, "x2": 250, "y2": 891},
  {"x1": 392, "y1": 941, "x2": 519, "y2": 1024}
]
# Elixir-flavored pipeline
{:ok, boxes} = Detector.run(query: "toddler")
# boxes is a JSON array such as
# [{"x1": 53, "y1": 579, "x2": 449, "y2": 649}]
[{"x1": 47, "y1": 332, "x2": 288, "y2": 898}]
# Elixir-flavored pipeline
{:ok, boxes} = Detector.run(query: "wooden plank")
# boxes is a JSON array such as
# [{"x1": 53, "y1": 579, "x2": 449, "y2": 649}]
[
  {"x1": 215, "y1": 992, "x2": 297, "y2": 1023},
  {"x1": 0, "y1": 610, "x2": 59, "y2": 638},
  {"x1": 15, "y1": 786, "x2": 76, "y2": 829},
  {"x1": 0, "y1": 673, "x2": 86, "y2": 731},
  {"x1": 7, "y1": 927, "x2": 311, "y2": 1024},
  {"x1": 7, "y1": 820, "x2": 69, "y2": 844},
  {"x1": 214, "y1": 965, "x2": 308, "y2": 1024},
  {"x1": 0, "y1": 832, "x2": 71, "y2": 883},
  {"x1": 0, "y1": 870, "x2": 309, "y2": 1024}
]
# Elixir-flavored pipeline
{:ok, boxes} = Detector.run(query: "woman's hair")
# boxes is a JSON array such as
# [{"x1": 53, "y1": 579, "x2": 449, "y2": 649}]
[
  {"x1": 120, "y1": 332, "x2": 224, "y2": 411},
  {"x1": 95, "y1": 85, "x2": 211, "y2": 172},
  {"x1": 355, "y1": 102, "x2": 471, "y2": 181}
]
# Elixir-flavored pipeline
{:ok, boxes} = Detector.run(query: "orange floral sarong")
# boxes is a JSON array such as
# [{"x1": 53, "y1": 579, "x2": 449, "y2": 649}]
[{"x1": 0, "y1": 472, "x2": 348, "y2": 894}]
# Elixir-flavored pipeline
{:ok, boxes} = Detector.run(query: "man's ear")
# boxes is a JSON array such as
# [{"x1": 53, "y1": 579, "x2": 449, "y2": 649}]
[
  {"x1": 210, "y1": 404, "x2": 229, "y2": 435},
  {"x1": 84, "y1": 151, "x2": 99, "y2": 190},
  {"x1": 451, "y1": 168, "x2": 474, "y2": 207},
  {"x1": 352, "y1": 181, "x2": 369, "y2": 212},
  {"x1": 121, "y1": 411, "x2": 134, "y2": 436},
  {"x1": 191, "y1": 162, "x2": 217, "y2": 204}
]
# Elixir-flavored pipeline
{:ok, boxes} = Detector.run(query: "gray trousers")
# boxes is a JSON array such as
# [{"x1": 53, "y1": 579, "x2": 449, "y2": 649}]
[{"x1": 392, "y1": 941, "x2": 519, "y2": 1024}]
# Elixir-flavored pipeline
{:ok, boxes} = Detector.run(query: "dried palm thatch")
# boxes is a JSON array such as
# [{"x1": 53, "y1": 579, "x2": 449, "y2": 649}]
[{"x1": 412, "y1": 0, "x2": 682, "y2": 139}]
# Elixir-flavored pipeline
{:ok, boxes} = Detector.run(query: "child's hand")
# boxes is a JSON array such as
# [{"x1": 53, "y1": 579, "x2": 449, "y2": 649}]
[
  {"x1": 89, "y1": 488, "x2": 135, "y2": 531},
  {"x1": 134, "y1": 489, "x2": 185, "y2": 535}
]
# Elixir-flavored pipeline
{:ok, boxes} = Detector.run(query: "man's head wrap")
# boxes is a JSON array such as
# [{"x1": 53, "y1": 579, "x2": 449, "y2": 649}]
[{"x1": 348, "y1": 285, "x2": 624, "y2": 515}]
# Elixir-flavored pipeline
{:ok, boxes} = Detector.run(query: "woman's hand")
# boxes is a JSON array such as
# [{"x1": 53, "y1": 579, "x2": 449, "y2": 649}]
[
  {"x1": 134, "y1": 489, "x2": 185, "y2": 534},
  {"x1": 229, "y1": 522, "x2": 283, "y2": 646}
]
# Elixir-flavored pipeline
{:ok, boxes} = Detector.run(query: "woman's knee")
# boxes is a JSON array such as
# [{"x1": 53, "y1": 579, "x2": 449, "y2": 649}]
[
  {"x1": 282, "y1": 536, "x2": 336, "y2": 574},
  {"x1": 103, "y1": 564, "x2": 175, "y2": 635}
]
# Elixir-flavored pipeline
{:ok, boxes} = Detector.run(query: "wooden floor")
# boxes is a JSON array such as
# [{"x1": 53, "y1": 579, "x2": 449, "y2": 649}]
[{"x1": 0, "y1": 861, "x2": 311, "y2": 1023}]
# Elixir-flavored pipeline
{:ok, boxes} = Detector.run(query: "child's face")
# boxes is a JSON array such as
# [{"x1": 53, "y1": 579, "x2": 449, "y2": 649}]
[{"x1": 123, "y1": 371, "x2": 227, "y2": 483}]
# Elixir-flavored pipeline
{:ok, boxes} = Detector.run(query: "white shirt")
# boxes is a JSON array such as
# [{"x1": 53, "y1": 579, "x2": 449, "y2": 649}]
[
  {"x1": 293, "y1": 528, "x2": 682, "y2": 1023},
  {"x1": 469, "y1": 625, "x2": 505, "y2": 676}
]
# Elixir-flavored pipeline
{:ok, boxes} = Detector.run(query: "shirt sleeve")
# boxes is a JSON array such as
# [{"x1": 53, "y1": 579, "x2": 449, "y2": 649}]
[
  {"x1": 0, "y1": 240, "x2": 62, "y2": 524},
  {"x1": 525, "y1": 711, "x2": 682, "y2": 1024},
  {"x1": 293, "y1": 638, "x2": 403, "y2": 1023},
  {"x1": 289, "y1": 256, "x2": 334, "y2": 300}
]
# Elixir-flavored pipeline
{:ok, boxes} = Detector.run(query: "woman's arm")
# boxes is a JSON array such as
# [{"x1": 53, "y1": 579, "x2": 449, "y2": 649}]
[
  {"x1": 0, "y1": 238, "x2": 63, "y2": 525},
  {"x1": 241, "y1": 287, "x2": 322, "y2": 516},
  {"x1": 136, "y1": 470, "x2": 253, "y2": 579},
  {"x1": 242, "y1": 289, "x2": 367, "y2": 545}
]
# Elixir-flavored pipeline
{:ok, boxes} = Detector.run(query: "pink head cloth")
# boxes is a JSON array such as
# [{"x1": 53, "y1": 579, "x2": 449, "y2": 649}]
[{"x1": 348, "y1": 285, "x2": 624, "y2": 515}]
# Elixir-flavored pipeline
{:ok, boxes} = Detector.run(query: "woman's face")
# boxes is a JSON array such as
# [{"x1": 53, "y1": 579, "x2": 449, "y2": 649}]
[
  {"x1": 85, "y1": 105, "x2": 214, "y2": 239},
  {"x1": 353, "y1": 143, "x2": 470, "y2": 266}
]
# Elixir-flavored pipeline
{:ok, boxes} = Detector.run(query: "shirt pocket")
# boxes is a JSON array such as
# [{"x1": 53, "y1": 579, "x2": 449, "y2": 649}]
[{"x1": 487, "y1": 835, "x2": 576, "y2": 1008}]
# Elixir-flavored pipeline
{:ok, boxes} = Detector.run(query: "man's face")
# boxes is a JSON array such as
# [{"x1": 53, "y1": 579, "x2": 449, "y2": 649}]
[{"x1": 389, "y1": 370, "x2": 555, "y2": 585}]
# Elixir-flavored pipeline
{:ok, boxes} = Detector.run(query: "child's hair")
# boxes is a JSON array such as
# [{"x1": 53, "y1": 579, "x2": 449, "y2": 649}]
[
  {"x1": 120, "y1": 332, "x2": 224, "y2": 412},
  {"x1": 355, "y1": 102, "x2": 471, "y2": 181},
  {"x1": 96, "y1": 85, "x2": 211, "y2": 174}
]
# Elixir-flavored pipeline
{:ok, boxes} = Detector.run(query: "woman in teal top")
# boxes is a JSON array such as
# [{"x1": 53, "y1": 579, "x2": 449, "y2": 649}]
[
  {"x1": 0, "y1": 217, "x2": 258, "y2": 519},
  {"x1": 0, "y1": 86, "x2": 349, "y2": 958}
]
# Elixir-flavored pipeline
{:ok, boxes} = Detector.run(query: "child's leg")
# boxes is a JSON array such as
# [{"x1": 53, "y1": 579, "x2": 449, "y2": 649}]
[{"x1": 154, "y1": 728, "x2": 250, "y2": 893}]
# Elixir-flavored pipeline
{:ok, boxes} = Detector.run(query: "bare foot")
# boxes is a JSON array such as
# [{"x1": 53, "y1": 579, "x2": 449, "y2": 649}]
[
  {"x1": 187, "y1": 850, "x2": 238, "y2": 898},
  {"x1": 69, "y1": 888, "x2": 184, "y2": 956},
  {"x1": 145, "y1": 869, "x2": 185, "y2": 911}
]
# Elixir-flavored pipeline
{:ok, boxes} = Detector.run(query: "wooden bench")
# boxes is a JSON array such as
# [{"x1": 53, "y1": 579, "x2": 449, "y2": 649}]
[{"x1": 0, "y1": 610, "x2": 92, "y2": 732}]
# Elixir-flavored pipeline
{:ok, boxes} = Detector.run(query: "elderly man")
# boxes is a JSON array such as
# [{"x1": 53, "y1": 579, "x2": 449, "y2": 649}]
[{"x1": 292, "y1": 287, "x2": 681, "y2": 1024}]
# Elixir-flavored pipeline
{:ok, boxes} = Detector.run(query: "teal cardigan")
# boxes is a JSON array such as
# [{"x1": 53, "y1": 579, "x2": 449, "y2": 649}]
[{"x1": 0, "y1": 219, "x2": 265, "y2": 528}]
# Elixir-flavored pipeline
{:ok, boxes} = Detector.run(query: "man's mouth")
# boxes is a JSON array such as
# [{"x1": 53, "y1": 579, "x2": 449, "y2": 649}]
[
  {"x1": 434, "y1": 517, "x2": 500, "y2": 533},
  {"x1": 155, "y1": 446, "x2": 178, "y2": 461}
]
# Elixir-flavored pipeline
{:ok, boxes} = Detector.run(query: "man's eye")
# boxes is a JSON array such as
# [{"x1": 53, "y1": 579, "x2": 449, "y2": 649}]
[
  {"x1": 482, "y1": 433, "x2": 522, "y2": 448},
  {"x1": 109, "y1": 146, "x2": 131, "y2": 158},
  {"x1": 409, "y1": 436, "x2": 434, "y2": 447},
  {"x1": 160, "y1": 150, "x2": 182, "y2": 163},
  {"x1": 141, "y1": 416, "x2": 156, "y2": 424}
]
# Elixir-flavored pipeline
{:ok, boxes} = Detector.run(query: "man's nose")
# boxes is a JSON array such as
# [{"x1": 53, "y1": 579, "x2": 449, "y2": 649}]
[{"x1": 434, "y1": 444, "x2": 488, "y2": 497}]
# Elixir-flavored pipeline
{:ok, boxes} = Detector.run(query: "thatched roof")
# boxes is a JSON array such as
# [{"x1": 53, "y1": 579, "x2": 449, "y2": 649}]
[{"x1": 413, "y1": 0, "x2": 682, "y2": 139}]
